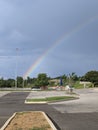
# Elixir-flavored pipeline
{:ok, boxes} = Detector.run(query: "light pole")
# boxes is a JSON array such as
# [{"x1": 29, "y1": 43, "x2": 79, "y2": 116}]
[
  {"x1": 15, "y1": 48, "x2": 18, "y2": 89},
  {"x1": 23, "y1": 78, "x2": 24, "y2": 88}
]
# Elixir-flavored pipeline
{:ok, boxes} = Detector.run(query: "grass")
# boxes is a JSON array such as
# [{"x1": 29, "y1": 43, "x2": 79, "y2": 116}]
[
  {"x1": 74, "y1": 81, "x2": 93, "y2": 89},
  {"x1": 26, "y1": 96, "x2": 77, "y2": 103},
  {"x1": 15, "y1": 125, "x2": 50, "y2": 130},
  {"x1": 30, "y1": 125, "x2": 51, "y2": 130},
  {"x1": 17, "y1": 125, "x2": 50, "y2": 130}
]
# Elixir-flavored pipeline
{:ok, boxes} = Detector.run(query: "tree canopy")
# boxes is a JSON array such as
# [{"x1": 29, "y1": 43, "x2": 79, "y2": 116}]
[
  {"x1": 0, "y1": 70, "x2": 98, "y2": 88},
  {"x1": 82, "y1": 70, "x2": 98, "y2": 86},
  {"x1": 34, "y1": 73, "x2": 49, "y2": 89}
]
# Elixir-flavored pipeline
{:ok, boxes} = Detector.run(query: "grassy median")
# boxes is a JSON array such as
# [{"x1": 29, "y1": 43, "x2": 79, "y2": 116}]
[{"x1": 26, "y1": 96, "x2": 78, "y2": 103}]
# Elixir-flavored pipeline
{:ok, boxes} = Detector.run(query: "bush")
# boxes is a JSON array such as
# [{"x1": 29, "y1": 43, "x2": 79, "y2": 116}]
[{"x1": 94, "y1": 82, "x2": 98, "y2": 87}]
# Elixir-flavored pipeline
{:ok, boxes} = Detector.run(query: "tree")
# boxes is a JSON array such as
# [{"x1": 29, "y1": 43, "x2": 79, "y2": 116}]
[
  {"x1": 6, "y1": 79, "x2": 15, "y2": 87},
  {"x1": 0, "y1": 78, "x2": 5, "y2": 87},
  {"x1": 62, "y1": 74, "x2": 67, "y2": 86},
  {"x1": 17, "y1": 76, "x2": 23, "y2": 88},
  {"x1": 83, "y1": 70, "x2": 98, "y2": 86},
  {"x1": 67, "y1": 72, "x2": 78, "y2": 86},
  {"x1": 26, "y1": 77, "x2": 37, "y2": 87},
  {"x1": 35, "y1": 73, "x2": 49, "y2": 90}
]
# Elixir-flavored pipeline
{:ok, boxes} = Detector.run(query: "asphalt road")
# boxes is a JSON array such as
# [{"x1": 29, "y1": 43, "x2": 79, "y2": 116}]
[
  {"x1": 0, "y1": 90, "x2": 98, "y2": 130},
  {"x1": 50, "y1": 88, "x2": 98, "y2": 113}
]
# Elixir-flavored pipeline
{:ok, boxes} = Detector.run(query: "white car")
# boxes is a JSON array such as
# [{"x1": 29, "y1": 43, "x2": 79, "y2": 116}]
[{"x1": 31, "y1": 87, "x2": 41, "y2": 91}]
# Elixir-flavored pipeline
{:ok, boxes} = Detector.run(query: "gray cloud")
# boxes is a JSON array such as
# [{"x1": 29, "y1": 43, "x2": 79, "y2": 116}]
[{"x1": 0, "y1": 0, "x2": 98, "y2": 78}]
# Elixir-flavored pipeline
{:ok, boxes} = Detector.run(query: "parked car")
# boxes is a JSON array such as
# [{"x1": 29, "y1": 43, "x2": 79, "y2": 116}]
[{"x1": 31, "y1": 86, "x2": 41, "y2": 91}]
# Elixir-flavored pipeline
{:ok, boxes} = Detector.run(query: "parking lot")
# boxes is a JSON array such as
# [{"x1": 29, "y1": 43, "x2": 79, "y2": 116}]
[
  {"x1": 50, "y1": 88, "x2": 98, "y2": 113},
  {"x1": 0, "y1": 88, "x2": 98, "y2": 130}
]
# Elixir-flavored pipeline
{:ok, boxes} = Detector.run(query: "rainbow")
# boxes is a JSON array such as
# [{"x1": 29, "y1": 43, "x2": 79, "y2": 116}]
[
  {"x1": 23, "y1": 15, "x2": 98, "y2": 79},
  {"x1": 23, "y1": 32, "x2": 71, "y2": 79}
]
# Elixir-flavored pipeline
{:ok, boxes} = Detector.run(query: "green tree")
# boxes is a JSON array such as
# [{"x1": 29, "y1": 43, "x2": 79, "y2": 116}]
[
  {"x1": 67, "y1": 72, "x2": 78, "y2": 86},
  {"x1": 27, "y1": 77, "x2": 32, "y2": 84},
  {"x1": 62, "y1": 74, "x2": 67, "y2": 86},
  {"x1": 17, "y1": 76, "x2": 23, "y2": 88},
  {"x1": 83, "y1": 70, "x2": 98, "y2": 86},
  {"x1": 6, "y1": 79, "x2": 15, "y2": 87},
  {"x1": 35, "y1": 73, "x2": 49, "y2": 90},
  {"x1": 0, "y1": 78, "x2": 5, "y2": 87}
]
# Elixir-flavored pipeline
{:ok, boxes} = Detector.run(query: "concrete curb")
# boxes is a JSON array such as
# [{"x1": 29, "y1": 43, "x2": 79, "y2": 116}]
[
  {"x1": 0, "y1": 111, "x2": 57, "y2": 130},
  {"x1": 25, "y1": 101, "x2": 47, "y2": 104},
  {"x1": 42, "y1": 112, "x2": 57, "y2": 130},
  {"x1": 0, "y1": 113, "x2": 16, "y2": 130}
]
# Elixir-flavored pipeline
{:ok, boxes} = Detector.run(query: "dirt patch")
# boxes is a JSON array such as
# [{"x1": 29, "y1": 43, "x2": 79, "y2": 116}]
[{"x1": 4, "y1": 111, "x2": 53, "y2": 130}]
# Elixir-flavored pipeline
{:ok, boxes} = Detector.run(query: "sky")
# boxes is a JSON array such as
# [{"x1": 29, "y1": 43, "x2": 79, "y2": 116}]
[{"x1": 0, "y1": 0, "x2": 98, "y2": 79}]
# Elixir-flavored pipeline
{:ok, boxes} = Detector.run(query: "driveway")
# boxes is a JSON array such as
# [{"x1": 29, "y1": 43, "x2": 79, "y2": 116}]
[{"x1": 0, "y1": 89, "x2": 98, "y2": 130}]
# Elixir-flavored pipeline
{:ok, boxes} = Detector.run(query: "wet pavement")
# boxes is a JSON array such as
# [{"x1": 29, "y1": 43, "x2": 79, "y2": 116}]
[{"x1": 0, "y1": 90, "x2": 98, "y2": 130}]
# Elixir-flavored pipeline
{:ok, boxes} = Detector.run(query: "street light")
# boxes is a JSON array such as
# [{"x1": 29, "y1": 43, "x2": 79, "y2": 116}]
[{"x1": 15, "y1": 48, "x2": 19, "y2": 89}]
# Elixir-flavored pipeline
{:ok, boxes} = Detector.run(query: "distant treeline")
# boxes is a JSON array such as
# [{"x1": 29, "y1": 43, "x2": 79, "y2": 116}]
[{"x1": 0, "y1": 70, "x2": 98, "y2": 88}]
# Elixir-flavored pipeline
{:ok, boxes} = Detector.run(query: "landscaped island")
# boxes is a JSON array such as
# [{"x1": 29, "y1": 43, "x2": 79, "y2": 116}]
[{"x1": 2, "y1": 111, "x2": 57, "y2": 130}]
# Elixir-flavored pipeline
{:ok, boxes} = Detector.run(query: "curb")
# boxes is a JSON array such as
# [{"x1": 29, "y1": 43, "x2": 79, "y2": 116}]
[
  {"x1": 42, "y1": 112, "x2": 57, "y2": 130},
  {"x1": 0, "y1": 111, "x2": 57, "y2": 130},
  {"x1": 25, "y1": 101, "x2": 47, "y2": 104},
  {"x1": 0, "y1": 113, "x2": 16, "y2": 130}
]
